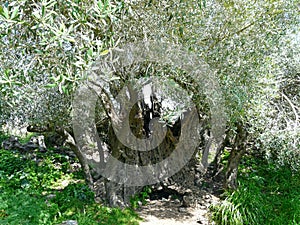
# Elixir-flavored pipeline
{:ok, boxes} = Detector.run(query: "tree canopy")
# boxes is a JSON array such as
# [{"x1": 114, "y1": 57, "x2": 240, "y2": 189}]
[{"x1": 0, "y1": 0, "x2": 299, "y2": 206}]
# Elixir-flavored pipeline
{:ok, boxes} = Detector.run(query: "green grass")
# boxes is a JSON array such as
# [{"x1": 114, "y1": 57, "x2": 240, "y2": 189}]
[
  {"x1": 0, "y1": 187, "x2": 140, "y2": 225},
  {"x1": 0, "y1": 135, "x2": 141, "y2": 225},
  {"x1": 211, "y1": 156, "x2": 300, "y2": 225}
]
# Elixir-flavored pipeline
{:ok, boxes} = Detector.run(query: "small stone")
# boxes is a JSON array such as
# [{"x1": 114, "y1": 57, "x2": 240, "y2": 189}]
[
  {"x1": 178, "y1": 207, "x2": 187, "y2": 212},
  {"x1": 174, "y1": 199, "x2": 181, "y2": 204},
  {"x1": 184, "y1": 189, "x2": 193, "y2": 194},
  {"x1": 200, "y1": 205, "x2": 206, "y2": 209},
  {"x1": 60, "y1": 220, "x2": 78, "y2": 225},
  {"x1": 46, "y1": 194, "x2": 56, "y2": 200},
  {"x1": 199, "y1": 200, "x2": 205, "y2": 205},
  {"x1": 161, "y1": 197, "x2": 168, "y2": 202}
]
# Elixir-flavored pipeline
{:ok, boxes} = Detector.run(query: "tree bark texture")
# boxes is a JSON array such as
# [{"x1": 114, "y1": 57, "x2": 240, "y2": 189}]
[{"x1": 224, "y1": 122, "x2": 248, "y2": 190}]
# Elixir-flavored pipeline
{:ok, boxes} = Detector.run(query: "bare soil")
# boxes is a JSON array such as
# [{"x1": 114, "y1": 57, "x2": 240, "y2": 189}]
[{"x1": 137, "y1": 191, "x2": 220, "y2": 225}]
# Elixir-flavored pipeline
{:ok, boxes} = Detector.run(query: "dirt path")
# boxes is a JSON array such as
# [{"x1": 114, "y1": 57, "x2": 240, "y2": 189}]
[{"x1": 137, "y1": 192, "x2": 219, "y2": 225}]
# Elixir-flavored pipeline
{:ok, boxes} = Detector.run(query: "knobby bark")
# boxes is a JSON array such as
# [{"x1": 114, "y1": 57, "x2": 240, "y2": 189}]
[
  {"x1": 224, "y1": 122, "x2": 248, "y2": 190},
  {"x1": 210, "y1": 134, "x2": 228, "y2": 179}
]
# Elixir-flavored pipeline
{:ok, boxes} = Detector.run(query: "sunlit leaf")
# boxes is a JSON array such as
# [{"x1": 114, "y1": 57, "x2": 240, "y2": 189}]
[
  {"x1": 1, "y1": 6, "x2": 9, "y2": 19},
  {"x1": 100, "y1": 49, "x2": 109, "y2": 55},
  {"x1": 11, "y1": 6, "x2": 19, "y2": 20}
]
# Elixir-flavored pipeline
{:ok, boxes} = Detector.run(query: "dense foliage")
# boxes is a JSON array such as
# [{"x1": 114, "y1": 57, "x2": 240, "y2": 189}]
[{"x1": 1, "y1": 0, "x2": 299, "y2": 168}]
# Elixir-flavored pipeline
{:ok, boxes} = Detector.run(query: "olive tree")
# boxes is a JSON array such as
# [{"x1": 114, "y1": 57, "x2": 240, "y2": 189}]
[{"x1": 1, "y1": 0, "x2": 299, "y2": 205}]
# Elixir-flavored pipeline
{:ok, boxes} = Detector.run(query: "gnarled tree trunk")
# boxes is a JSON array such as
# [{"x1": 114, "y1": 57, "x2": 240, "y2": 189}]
[{"x1": 224, "y1": 122, "x2": 248, "y2": 190}]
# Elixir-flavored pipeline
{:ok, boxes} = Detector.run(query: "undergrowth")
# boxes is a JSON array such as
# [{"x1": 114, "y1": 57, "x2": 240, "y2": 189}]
[
  {"x1": 0, "y1": 133, "x2": 141, "y2": 225},
  {"x1": 211, "y1": 155, "x2": 300, "y2": 225},
  {"x1": 130, "y1": 186, "x2": 151, "y2": 210}
]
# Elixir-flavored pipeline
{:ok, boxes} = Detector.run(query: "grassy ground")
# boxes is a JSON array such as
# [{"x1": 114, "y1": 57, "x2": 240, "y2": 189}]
[
  {"x1": 211, "y1": 155, "x2": 300, "y2": 225},
  {"x1": 0, "y1": 136, "x2": 141, "y2": 225}
]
